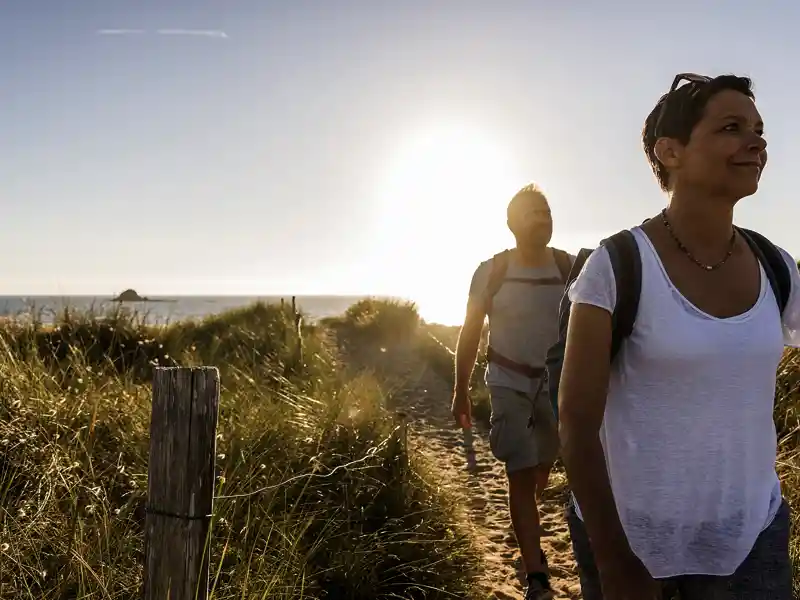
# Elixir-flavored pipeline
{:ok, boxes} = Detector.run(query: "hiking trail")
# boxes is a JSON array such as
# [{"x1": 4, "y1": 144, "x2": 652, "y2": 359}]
[{"x1": 349, "y1": 338, "x2": 583, "y2": 599}]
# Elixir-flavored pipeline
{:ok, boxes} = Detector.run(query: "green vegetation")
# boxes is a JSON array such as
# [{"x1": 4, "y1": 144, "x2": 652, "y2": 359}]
[
  {"x1": 5, "y1": 295, "x2": 800, "y2": 597},
  {"x1": 0, "y1": 302, "x2": 481, "y2": 599},
  {"x1": 324, "y1": 297, "x2": 421, "y2": 350},
  {"x1": 774, "y1": 349, "x2": 800, "y2": 594}
]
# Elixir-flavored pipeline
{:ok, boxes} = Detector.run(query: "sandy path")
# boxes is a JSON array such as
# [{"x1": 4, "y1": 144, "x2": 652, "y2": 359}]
[{"x1": 359, "y1": 341, "x2": 583, "y2": 599}]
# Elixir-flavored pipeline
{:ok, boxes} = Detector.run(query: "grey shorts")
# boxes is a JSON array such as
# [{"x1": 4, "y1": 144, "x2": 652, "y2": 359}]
[
  {"x1": 488, "y1": 384, "x2": 559, "y2": 473},
  {"x1": 566, "y1": 498, "x2": 792, "y2": 600}
]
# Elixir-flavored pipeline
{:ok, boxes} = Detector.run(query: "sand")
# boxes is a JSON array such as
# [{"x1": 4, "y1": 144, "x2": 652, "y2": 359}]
[{"x1": 360, "y1": 341, "x2": 583, "y2": 599}]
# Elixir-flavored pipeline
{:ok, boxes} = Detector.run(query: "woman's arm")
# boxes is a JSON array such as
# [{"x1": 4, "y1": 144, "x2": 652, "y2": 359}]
[{"x1": 559, "y1": 301, "x2": 633, "y2": 564}]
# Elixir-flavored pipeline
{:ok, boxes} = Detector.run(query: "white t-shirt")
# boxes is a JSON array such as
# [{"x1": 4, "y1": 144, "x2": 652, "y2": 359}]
[{"x1": 568, "y1": 226, "x2": 800, "y2": 579}]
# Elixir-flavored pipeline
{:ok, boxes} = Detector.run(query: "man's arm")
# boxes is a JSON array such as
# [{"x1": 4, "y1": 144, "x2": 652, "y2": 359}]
[
  {"x1": 559, "y1": 302, "x2": 632, "y2": 564},
  {"x1": 454, "y1": 298, "x2": 485, "y2": 395}
]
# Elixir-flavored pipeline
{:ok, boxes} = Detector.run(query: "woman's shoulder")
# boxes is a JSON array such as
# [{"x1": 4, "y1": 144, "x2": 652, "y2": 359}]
[{"x1": 569, "y1": 241, "x2": 618, "y2": 313}]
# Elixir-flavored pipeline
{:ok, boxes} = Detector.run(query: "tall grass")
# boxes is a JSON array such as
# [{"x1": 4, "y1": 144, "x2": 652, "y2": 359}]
[
  {"x1": 325, "y1": 298, "x2": 421, "y2": 351},
  {"x1": 774, "y1": 349, "x2": 800, "y2": 595},
  {"x1": 0, "y1": 302, "x2": 481, "y2": 599}
]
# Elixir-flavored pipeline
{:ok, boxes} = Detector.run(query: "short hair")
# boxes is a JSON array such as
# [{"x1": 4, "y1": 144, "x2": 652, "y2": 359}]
[
  {"x1": 507, "y1": 183, "x2": 548, "y2": 218},
  {"x1": 642, "y1": 75, "x2": 755, "y2": 191}
]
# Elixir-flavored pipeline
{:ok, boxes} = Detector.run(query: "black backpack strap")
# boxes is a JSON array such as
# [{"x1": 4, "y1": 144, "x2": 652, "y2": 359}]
[
  {"x1": 556, "y1": 247, "x2": 593, "y2": 333},
  {"x1": 483, "y1": 249, "x2": 511, "y2": 317},
  {"x1": 552, "y1": 248, "x2": 573, "y2": 283},
  {"x1": 602, "y1": 230, "x2": 642, "y2": 361},
  {"x1": 738, "y1": 228, "x2": 791, "y2": 315}
]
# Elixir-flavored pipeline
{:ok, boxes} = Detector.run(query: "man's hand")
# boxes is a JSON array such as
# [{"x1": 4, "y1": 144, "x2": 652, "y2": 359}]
[
  {"x1": 451, "y1": 391, "x2": 472, "y2": 429},
  {"x1": 598, "y1": 552, "x2": 661, "y2": 600}
]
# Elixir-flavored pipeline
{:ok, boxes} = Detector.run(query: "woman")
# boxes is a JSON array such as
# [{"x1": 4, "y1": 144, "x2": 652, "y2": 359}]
[{"x1": 559, "y1": 73, "x2": 799, "y2": 600}]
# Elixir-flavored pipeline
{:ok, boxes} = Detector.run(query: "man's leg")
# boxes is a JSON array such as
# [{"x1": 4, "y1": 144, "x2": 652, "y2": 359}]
[
  {"x1": 508, "y1": 466, "x2": 547, "y2": 573},
  {"x1": 531, "y1": 387, "x2": 559, "y2": 504},
  {"x1": 678, "y1": 499, "x2": 792, "y2": 599},
  {"x1": 488, "y1": 386, "x2": 551, "y2": 575},
  {"x1": 533, "y1": 464, "x2": 551, "y2": 504}
]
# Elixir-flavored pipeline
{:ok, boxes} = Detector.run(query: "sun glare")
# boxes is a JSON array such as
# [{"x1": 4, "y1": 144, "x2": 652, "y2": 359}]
[{"x1": 370, "y1": 122, "x2": 525, "y2": 325}]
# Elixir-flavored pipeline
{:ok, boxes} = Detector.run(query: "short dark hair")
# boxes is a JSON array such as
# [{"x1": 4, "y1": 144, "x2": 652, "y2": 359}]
[{"x1": 642, "y1": 74, "x2": 755, "y2": 191}]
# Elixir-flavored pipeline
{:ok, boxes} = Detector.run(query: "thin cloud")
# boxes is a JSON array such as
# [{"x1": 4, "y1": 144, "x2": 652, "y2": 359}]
[
  {"x1": 157, "y1": 29, "x2": 228, "y2": 39},
  {"x1": 96, "y1": 29, "x2": 146, "y2": 35}
]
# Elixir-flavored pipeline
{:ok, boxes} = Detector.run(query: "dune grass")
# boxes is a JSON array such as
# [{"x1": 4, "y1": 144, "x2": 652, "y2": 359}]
[
  {"x1": 773, "y1": 349, "x2": 800, "y2": 594},
  {"x1": 8, "y1": 294, "x2": 797, "y2": 597},
  {"x1": 0, "y1": 302, "x2": 482, "y2": 599}
]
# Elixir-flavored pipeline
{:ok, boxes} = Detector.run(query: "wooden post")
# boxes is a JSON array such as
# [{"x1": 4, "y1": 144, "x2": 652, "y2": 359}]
[
  {"x1": 291, "y1": 296, "x2": 303, "y2": 367},
  {"x1": 143, "y1": 367, "x2": 221, "y2": 600}
]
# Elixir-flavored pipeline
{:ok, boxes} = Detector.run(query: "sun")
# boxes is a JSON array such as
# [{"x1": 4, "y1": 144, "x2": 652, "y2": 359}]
[{"x1": 369, "y1": 122, "x2": 525, "y2": 325}]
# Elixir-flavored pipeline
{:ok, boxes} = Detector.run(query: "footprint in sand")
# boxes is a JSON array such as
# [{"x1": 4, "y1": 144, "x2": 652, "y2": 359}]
[{"x1": 470, "y1": 496, "x2": 488, "y2": 510}]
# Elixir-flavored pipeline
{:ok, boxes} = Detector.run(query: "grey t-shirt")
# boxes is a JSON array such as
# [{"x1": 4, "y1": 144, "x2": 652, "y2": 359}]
[{"x1": 469, "y1": 249, "x2": 573, "y2": 393}]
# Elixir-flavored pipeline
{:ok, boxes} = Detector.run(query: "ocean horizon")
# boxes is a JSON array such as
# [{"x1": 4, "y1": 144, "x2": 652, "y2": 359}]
[{"x1": 0, "y1": 295, "x2": 404, "y2": 325}]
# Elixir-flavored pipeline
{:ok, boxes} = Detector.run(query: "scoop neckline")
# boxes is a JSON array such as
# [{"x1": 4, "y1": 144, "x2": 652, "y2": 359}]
[{"x1": 632, "y1": 226, "x2": 766, "y2": 323}]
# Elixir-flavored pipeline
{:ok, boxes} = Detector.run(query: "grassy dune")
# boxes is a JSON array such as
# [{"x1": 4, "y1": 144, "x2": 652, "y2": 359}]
[
  {"x1": 773, "y1": 349, "x2": 800, "y2": 594},
  {"x1": 0, "y1": 302, "x2": 481, "y2": 599},
  {"x1": 2, "y1": 297, "x2": 799, "y2": 598}
]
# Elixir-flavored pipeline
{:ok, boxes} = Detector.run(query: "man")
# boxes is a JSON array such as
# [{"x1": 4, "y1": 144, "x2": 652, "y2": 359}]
[{"x1": 451, "y1": 184, "x2": 574, "y2": 600}]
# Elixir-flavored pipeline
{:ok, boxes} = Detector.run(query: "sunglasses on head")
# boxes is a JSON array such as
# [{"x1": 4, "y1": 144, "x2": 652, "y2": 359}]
[
  {"x1": 654, "y1": 72, "x2": 712, "y2": 135},
  {"x1": 669, "y1": 72, "x2": 711, "y2": 92}
]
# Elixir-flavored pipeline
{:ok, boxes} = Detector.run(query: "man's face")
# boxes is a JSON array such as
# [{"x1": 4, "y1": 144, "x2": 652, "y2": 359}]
[{"x1": 507, "y1": 193, "x2": 553, "y2": 248}]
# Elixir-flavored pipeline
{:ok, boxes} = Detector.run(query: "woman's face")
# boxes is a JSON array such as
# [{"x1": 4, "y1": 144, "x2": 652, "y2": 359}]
[{"x1": 671, "y1": 89, "x2": 767, "y2": 200}]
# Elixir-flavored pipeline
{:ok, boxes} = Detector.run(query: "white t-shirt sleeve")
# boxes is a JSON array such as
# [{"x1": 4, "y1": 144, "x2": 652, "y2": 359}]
[
  {"x1": 778, "y1": 246, "x2": 800, "y2": 346},
  {"x1": 567, "y1": 246, "x2": 618, "y2": 314}
]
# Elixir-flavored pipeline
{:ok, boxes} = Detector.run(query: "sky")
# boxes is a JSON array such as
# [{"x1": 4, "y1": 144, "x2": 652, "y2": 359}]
[{"x1": 3, "y1": 1, "x2": 800, "y2": 324}]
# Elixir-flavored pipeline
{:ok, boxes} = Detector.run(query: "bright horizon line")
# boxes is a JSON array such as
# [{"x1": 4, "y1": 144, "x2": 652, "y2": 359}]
[{"x1": 0, "y1": 292, "x2": 403, "y2": 297}]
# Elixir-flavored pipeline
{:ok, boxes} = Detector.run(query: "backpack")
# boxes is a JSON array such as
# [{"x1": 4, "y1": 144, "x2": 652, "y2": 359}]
[
  {"x1": 542, "y1": 227, "x2": 792, "y2": 423},
  {"x1": 481, "y1": 248, "x2": 573, "y2": 378}
]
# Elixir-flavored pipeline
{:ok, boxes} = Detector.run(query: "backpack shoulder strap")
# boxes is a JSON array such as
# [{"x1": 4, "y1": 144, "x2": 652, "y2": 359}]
[
  {"x1": 738, "y1": 228, "x2": 791, "y2": 315},
  {"x1": 552, "y1": 248, "x2": 573, "y2": 283},
  {"x1": 483, "y1": 249, "x2": 511, "y2": 316},
  {"x1": 556, "y1": 247, "x2": 593, "y2": 331},
  {"x1": 601, "y1": 230, "x2": 642, "y2": 360}
]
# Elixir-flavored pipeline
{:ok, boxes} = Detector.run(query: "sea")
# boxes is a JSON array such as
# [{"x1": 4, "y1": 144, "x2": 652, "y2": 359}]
[{"x1": 0, "y1": 295, "x2": 398, "y2": 325}]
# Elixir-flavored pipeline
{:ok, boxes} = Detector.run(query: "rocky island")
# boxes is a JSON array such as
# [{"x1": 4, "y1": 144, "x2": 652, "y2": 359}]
[{"x1": 112, "y1": 289, "x2": 148, "y2": 302}]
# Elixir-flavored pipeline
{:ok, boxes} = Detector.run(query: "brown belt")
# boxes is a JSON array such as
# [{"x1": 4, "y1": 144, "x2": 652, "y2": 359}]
[{"x1": 486, "y1": 345, "x2": 545, "y2": 379}]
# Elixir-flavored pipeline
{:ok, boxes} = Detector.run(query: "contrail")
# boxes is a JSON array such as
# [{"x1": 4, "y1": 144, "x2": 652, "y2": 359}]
[
  {"x1": 96, "y1": 29, "x2": 146, "y2": 35},
  {"x1": 95, "y1": 28, "x2": 229, "y2": 38},
  {"x1": 157, "y1": 29, "x2": 228, "y2": 38}
]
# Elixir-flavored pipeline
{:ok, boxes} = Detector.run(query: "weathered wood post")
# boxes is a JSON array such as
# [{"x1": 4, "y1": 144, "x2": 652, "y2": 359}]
[
  {"x1": 143, "y1": 367, "x2": 221, "y2": 600},
  {"x1": 291, "y1": 296, "x2": 303, "y2": 367}
]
